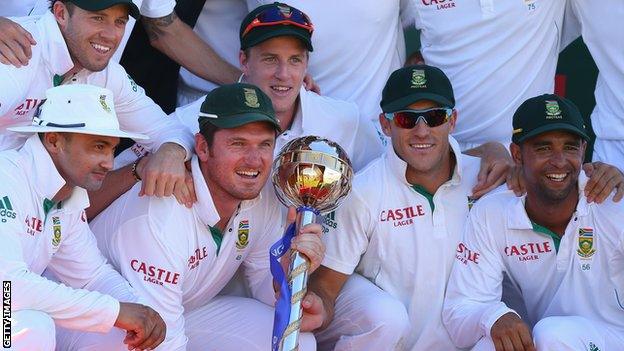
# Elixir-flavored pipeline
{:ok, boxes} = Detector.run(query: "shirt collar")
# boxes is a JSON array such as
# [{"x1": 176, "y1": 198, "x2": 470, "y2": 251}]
[
  {"x1": 40, "y1": 12, "x2": 74, "y2": 76},
  {"x1": 386, "y1": 134, "x2": 465, "y2": 187},
  {"x1": 506, "y1": 172, "x2": 590, "y2": 229},
  {"x1": 20, "y1": 135, "x2": 90, "y2": 211}
]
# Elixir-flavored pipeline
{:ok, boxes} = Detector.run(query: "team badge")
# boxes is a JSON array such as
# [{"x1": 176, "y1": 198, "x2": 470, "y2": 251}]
[
  {"x1": 52, "y1": 216, "x2": 62, "y2": 247},
  {"x1": 411, "y1": 69, "x2": 427, "y2": 88},
  {"x1": 467, "y1": 197, "x2": 477, "y2": 211},
  {"x1": 588, "y1": 342, "x2": 601, "y2": 351},
  {"x1": 577, "y1": 228, "x2": 596, "y2": 259},
  {"x1": 277, "y1": 4, "x2": 292, "y2": 17},
  {"x1": 99, "y1": 95, "x2": 112, "y2": 113},
  {"x1": 236, "y1": 220, "x2": 250, "y2": 250},
  {"x1": 545, "y1": 100, "x2": 562, "y2": 119},
  {"x1": 243, "y1": 88, "x2": 260, "y2": 108}
]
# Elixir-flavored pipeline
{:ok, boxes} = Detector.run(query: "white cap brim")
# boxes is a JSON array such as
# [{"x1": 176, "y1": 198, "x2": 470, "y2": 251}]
[{"x1": 7, "y1": 126, "x2": 149, "y2": 140}]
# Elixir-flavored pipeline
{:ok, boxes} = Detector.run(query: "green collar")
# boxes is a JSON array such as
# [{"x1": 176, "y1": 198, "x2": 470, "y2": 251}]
[
  {"x1": 209, "y1": 226, "x2": 223, "y2": 255},
  {"x1": 53, "y1": 74, "x2": 64, "y2": 87},
  {"x1": 411, "y1": 184, "x2": 435, "y2": 212},
  {"x1": 43, "y1": 198, "x2": 58, "y2": 219},
  {"x1": 531, "y1": 221, "x2": 561, "y2": 252}
]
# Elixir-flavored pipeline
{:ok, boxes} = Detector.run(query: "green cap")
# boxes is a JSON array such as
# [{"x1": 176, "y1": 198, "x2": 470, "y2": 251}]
[
  {"x1": 68, "y1": 0, "x2": 140, "y2": 19},
  {"x1": 380, "y1": 64, "x2": 455, "y2": 113},
  {"x1": 198, "y1": 83, "x2": 281, "y2": 132},
  {"x1": 512, "y1": 94, "x2": 589, "y2": 144},
  {"x1": 240, "y1": 2, "x2": 313, "y2": 51}
]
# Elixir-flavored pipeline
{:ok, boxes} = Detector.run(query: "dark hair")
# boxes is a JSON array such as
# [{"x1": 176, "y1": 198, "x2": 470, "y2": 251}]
[
  {"x1": 198, "y1": 122, "x2": 219, "y2": 147},
  {"x1": 49, "y1": 0, "x2": 76, "y2": 15}
]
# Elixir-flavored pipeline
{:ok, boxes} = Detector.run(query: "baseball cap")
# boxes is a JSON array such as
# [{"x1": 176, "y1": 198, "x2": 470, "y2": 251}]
[
  {"x1": 9, "y1": 84, "x2": 148, "y2": 140},
  {"x1": 512, "y1": 94, "x2": 589, "y2": 144},
  {"x1": 380, "y1": 65, "x2": 455, "y2": 113},
  {"x1": 198, "y1": 83, "x2": 281, "y2": 132},
  {"x1": 66, "y1": 0, "x2": 141, "y2": 19},
  {"x1": 240, "y1": 2, "x2": 314, "y2": 51}
]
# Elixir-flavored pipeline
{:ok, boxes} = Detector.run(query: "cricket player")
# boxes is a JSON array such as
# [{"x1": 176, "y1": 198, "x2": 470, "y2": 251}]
[
  {"x1": 63, "y1": 83, "x2": 324, "y2": 350},
  {"x1": 0, "y1": 84, "x2": 166, "y2": 351},
  {"x1": 0, "y1": 0, "x2": 195, "y2": 209},
  {"x1": 443, "y1": 94, "x2": 624, "y2": 351}
]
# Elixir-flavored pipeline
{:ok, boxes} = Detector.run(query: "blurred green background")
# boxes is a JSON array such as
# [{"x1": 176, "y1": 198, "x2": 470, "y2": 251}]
[{"x1": 404, "y1": 29, "x2": 598, "y2": 160}]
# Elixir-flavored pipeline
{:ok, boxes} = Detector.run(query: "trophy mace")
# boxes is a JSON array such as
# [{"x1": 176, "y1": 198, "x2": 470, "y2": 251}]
[{"x1": 272, "y1": 136, "x2": 353, "y2": 351}]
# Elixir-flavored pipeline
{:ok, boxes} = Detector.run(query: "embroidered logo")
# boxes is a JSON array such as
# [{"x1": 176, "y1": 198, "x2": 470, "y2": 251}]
[
  {"x1": 243, "y1": 88, "x2": 260, "y2": 108},
  {"x1": 99, "y1": 95, "x2": 111, "y2": 113},
  {"x1": 410, "y1": 69, "x2": 427, "y2": 88},
  {"x1": 577, "y1": 228, "x2": 596, "y2": 259},
  {"x1": 236, "y1": 220, "x2": 250, "y2": 250},
  {"x1": 52, "y1": 216, "x2": 62, "y2": 247},
  {"x1": 545, "y1": 100, "x2": 562, "y2": 119}
]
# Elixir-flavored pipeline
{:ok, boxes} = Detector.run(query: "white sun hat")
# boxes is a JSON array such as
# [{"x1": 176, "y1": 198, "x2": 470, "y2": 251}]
[{"x1": 8, "y1": 84, "x2": 149, "y2": 140}]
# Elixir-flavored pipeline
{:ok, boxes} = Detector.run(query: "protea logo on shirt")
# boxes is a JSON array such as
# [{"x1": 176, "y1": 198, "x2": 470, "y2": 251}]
[
  {"x1": 0, "y1": 196, "x2": 16, "y2": 223},
  {"x1": 577, "y1": 228, "x2": 596, "y2": 259},
  {"x1": 379, "y1": 205, "x2": 426, "y2": 227},
  {"x1": 421, "y1": 0, "x2": 456, "y2": 10},
  {"x1": 51, "y1": 216, "x2": 62, "y2": 247},
  {"x1": 130, "y1": 259, "x2": 180, "y2": 285},
  {"x1": 236, "y1": 220, "x2": 250, "y2": 250}
]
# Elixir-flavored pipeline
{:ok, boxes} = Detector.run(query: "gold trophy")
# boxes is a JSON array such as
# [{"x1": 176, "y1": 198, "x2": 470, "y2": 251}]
[{"x1": 271, "y1": 136, "x2": 353, "y2": 351}]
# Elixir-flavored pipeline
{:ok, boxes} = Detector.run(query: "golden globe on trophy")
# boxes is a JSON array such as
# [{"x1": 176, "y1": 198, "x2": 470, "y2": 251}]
[{"x1": 270, "y1": 136, "x2": 353, "y2": 351}]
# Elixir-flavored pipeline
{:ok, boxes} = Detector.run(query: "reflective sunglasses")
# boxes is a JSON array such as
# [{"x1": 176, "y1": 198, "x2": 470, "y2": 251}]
[
  {"x1": 384, "y1": 108, "x2": 452, "y2": 129},
  {"x1": 242, "y1": 5, "x2": 314, "y2": 37}
]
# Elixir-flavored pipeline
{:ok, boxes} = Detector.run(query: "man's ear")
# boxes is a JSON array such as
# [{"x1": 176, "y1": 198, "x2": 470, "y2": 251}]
[
  {"x1": 239, "y1": 50, "x2": 248, "y2": 74},
  {"x1": 194, "y1": 133, "x2": 210, "y2": 161},
  {"x1": 447, "y1": 109, "x2": 457, "y2": 134},
  {"x1": 378, "y1": 113, "x2": 392, "y2": 137},
  {"x1": 510, "y1": 142, "x2": 523, "y2": 166},
  {"x1": 53, "y1": 1, "x2": 70, "y2": 27}
]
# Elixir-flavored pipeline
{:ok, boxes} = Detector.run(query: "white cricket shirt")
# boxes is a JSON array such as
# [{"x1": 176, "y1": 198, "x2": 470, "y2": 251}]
[
  {"x1": 0, "y1": 135, "x2": 135, "y2": 333},
  {"x1": 90, "y1": 156, "x2": 282, "y2": 350},
  {"x1": 321, "y1": 136, "x2": 480, "y2": 350},
  {"x1": 564, "y1": 0, "x2": 624, "y2": 140},
  {"x1": 410, "y1": 0, "x2": 565, "y2": 148},
  {"x1": 0, "y1": 12, "x2": 194, "y2": 154},
  {"x1": 443, "y1": 176, "x2": 624, "y2": 348}
]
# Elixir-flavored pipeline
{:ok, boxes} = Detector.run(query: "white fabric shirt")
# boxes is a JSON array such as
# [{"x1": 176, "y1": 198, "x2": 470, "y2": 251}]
[
  {"x1": 409, "y1": 0, "x2": 565, "y2": 148},
  {"x1": 562, "y1": 0, "x2": 624, "y2": 140},
  {"x1": 443, "y1": 176, "x2": 624, "y2": 348},
  {"x1": 247, "y1": 0, "x2": 408, "y2": 125},
  {"x1": 322, "y1": 136, "x2": 480, "y2": 350},
  {"x1": 0, "y1": 12, "x2": 194, "y2": 154},
  {"x1": 90, "y1": 156, "x2": 282, "y2": 350},
  {"x1": 122, "y1": 87, "x2": 384, "y2": 171},
  {"x1": 0, "y1": 0, "x2": 48, "y2": 17},
  {"x1": 0, "y1": 135, "x2": 135, "y2": 333}
]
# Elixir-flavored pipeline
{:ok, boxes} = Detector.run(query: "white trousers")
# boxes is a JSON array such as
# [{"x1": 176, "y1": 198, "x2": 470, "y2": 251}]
[
  {"x1": 314, "y1": 274, "x2": 410, "y2": 351},
  {"x1": 57, "y1": 296, "x2": 316, "y2": 351},
  {"x1": 593, "y1": 138, "x2": 624, "y2": 172},
  {"x1": 471, "y1": 315, "x2": 624, "y2": 351},
  {"x1": 5, "y1": 310, "x2": 56, "y2": 351}
]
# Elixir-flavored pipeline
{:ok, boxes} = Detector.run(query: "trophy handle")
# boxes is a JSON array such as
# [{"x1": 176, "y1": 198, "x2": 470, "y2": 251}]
[{"x1": 280, "y1": 209, "x2": 316, "y2": 351}]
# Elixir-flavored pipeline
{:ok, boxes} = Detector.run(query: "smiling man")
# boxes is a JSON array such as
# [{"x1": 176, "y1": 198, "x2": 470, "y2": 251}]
[
  {"x1": 0, "y1": 84, "x2": 166, "y2": 351},
  {"x1": 65, "y1": 83, "x2": 324, "y2": 350},
  {"x1": 443, "y1": 94, "x2": 624, "y2": 351},
  {"x1": 0, "y1": 0, "x2": 195, "y2": 210}
]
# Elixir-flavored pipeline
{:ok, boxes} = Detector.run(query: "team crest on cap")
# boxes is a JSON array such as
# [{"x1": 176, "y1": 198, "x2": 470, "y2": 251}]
[
  {"x1": 52, "y1": 216, "x2": 62, "y2": 247},
  {"x1": 411, "y1": 69, "x2": 427, "y2": 88},
  {"x1": 467, "y1": 197, "x2": 477, "y2": 211},
  {"x1": 545, "y1": 100, "x2": 562, "y2": 119},
  {"x1": 99, "y1": 95, "x2": 111, "y2": 113},
  {"x1": 577, "y1": 228, "x2": 596, "y2": 259},
  {"x1": 243, "y1": 88, "x2": 260, "y2": 108},
  {"x1": 236, "y1": 220, "x2": 250, "y2": 250},
  {"x1": 277, "y1": 4, "x2": 292, "y2": 17}
]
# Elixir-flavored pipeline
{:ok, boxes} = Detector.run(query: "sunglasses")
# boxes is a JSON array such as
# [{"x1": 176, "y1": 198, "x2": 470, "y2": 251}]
[
  {"x1": 242, "y1": 5, "x2": 314, "y2": 37},
  {"x1": 384, "y1": 108, "x2": 452, "y2": 129}
]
